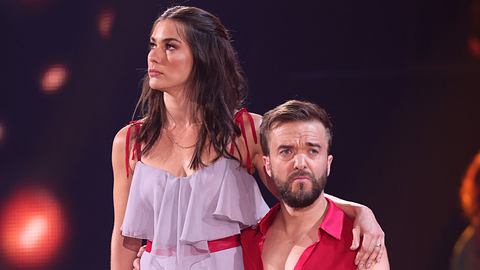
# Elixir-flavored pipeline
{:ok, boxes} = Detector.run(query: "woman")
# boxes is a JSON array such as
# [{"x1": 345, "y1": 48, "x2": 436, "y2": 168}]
[{"x1": 111, "y1": 6, "x2": 384, "y2": 270}]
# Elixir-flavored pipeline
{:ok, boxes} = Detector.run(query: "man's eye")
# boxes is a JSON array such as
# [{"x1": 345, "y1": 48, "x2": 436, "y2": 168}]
[
  {"x1": 279, "y1": 149, "x2": 292, "y2": 156},
  {"x1": 309, "y1": 149, "x2": 319, "y2": 155}
]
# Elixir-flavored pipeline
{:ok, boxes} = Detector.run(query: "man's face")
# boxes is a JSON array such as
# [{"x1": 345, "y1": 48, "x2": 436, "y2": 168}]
[{"x1": 263, "y1": 120, "x2": 333, "y2": 208}]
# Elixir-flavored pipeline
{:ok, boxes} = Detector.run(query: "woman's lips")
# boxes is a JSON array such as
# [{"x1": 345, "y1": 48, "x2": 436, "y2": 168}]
[{"x1": 148, "y1": 69, "x2": 162, "y2": 77}]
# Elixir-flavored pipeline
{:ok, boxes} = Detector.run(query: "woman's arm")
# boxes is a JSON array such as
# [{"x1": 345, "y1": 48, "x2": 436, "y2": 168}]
[
  {"x1": 111, "y1": 126, "x2": 142, "y2": 270},
  {"x1": 249, "y1": 112, "x2": 385, "y2": 270},
  {"x1": 325, "y1": 194, "x2": 385, "y2": 269},
  {"x1": 370, "y1": 246, "x2": 390, "y2": 270}
]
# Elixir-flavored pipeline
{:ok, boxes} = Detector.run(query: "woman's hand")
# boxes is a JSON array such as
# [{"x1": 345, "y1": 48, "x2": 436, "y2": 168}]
[
  {"x1": 351, "y1": 206, "x2": 385, "y2": 270},
  {"x1": 324, "y1": 194, "x2": 385, "y2": 269},
  {"x1": 133, "y1": 245, "x2": 146, "y2": 270}
]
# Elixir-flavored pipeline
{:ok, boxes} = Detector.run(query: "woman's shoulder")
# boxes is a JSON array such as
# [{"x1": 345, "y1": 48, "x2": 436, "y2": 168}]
[
  {"x1": 112, "y1": 120, "x2": 145, "y2": 155},
  {"x1": 113, "y1": 121, "x2": 138, "y2": 142},
  {"x1": 249, "y1": 112, "x2": 262, "y2": 124},
  {"x1": 112, "y1": 120, "x2": 145, "y2": 177},
  {"x1": 112, "y1": 125, "x2": 130, "y2": 150},
  {"x1": 234, "y1": 109, "x2": 262, "y2": 128}
]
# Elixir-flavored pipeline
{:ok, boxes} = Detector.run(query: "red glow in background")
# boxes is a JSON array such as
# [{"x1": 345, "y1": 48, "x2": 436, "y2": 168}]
[{"x1": 0, "y1": 187, "x2": 68, "y2": 268}]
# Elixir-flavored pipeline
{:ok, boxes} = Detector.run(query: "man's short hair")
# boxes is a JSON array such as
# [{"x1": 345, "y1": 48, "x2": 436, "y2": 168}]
[{"x1": 260, "y1": 100, "x2": 333, "y2": 155}]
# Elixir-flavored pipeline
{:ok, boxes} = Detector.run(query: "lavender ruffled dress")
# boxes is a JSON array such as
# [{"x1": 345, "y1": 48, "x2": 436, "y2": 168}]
[{"x1": 121, "y1": 157, "x2": 269, "y2": 269}]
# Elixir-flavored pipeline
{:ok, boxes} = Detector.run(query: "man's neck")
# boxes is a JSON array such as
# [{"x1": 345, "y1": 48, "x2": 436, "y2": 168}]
[{"x1": 277, "y1": 194, "x2": 328, "y2": 237}]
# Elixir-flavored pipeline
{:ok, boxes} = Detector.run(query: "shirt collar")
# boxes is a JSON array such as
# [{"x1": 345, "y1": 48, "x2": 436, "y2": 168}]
[
  {"x1": 257, "y1": 197, "x2": 344, "y2": 241},
  {"x1": 258, "y1": 203, "x2": 281, "y2": 235},
  {"x1": 319, "y1": 197, "x2": 343, "y2": 240}
]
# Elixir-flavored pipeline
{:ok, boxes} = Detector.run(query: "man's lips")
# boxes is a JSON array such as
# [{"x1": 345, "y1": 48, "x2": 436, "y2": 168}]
[{"x1": 291, "y1": 176, "x2": 312, "y2": 182}]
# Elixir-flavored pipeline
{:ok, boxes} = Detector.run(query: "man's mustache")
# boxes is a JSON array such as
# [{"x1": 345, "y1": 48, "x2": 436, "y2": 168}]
[{"x1": 287, "y1": 170, "x2": 314, "y2": 181}]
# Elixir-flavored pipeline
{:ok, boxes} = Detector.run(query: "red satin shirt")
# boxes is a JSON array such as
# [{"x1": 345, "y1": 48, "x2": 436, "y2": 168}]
[{"x1": 240, "y1": 198, "x2": 357, "y2": 270}]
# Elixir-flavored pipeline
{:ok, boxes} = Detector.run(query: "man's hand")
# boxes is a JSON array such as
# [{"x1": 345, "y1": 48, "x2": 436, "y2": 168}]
[
  {"x1": 133, "y1": 245, "x2": 146, "y2": 270},
  {"x1": 350, "y1": 206, "x2": 385, "y2": 270}
]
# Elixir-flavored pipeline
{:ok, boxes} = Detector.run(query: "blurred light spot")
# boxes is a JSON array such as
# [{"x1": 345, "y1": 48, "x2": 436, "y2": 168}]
[
  {"x1": 98, "y1": 8, "x2": 115, "y2": 39},
  {"x1": 468, "y1": 36, "x2": 480, "y2": 59},
  {"x1": 0, "y1": 122, "x2": 5, "y2": 144},
  {"x1": 460, "y1": 151, "x2": 480, "y2": 222},
  {"x1": 21, "y1": 216, "x2": 47, "y2": 248},
  {"x1": 0, "y1": 186, "x2": 67, "y2": 268},
  {"x1": 40, "y1": 63, "x2": 69, "y2": 94}
]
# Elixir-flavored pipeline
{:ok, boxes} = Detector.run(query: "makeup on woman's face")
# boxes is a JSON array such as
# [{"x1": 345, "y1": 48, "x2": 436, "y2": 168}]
[{"x1": 147, "y1": 19, "x2": 193, "y2": 93}]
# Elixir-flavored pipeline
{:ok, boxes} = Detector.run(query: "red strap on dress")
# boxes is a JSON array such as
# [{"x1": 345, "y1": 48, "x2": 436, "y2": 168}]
[
  {"x1": 145, "y1": 234, "x2": 240, "y2": 253},
  {"x1": 230, "y1": 108, "x2": 258, "y2": 173},
  {"x1": 125, "y1": 121, "x2": 142, "y2": 178}
]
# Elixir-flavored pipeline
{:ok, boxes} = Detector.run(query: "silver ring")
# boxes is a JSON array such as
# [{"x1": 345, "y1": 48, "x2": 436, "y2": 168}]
[{"x1": 375, "y1": 243, "x2": 382, "y2": 247}]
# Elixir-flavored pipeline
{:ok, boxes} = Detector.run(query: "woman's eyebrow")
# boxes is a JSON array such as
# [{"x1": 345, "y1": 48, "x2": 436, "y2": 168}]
[{"x1": 150, "y1": 37, "x2": 182, "y2": 43}]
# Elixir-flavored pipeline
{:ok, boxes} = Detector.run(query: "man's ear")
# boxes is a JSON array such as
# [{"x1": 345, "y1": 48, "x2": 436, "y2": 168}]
[
  {"x1": 326, "y1": 155, "x2": 333, "y2": 176},
  {"x1": 263, "y1": 156, "x2": 272, "y2": 177}
]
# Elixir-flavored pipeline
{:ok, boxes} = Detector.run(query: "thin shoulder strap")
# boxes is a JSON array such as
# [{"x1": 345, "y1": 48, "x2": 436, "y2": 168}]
[
  {"x1": 125, "y1": 121, "x2": 142, "y2": 178},
  {"x1": 230, "y1": 108, "x2": 258, "y2": 173}
]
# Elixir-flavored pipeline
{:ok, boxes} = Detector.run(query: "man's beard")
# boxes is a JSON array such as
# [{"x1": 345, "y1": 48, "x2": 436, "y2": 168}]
[{"x1": 272, "y1": 169, "x2": 327, "y2": 209}]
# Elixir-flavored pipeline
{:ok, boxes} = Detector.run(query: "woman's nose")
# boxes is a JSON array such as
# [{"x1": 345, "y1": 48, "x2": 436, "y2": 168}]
[{"x1": 148, "y1": 48, "x2": 163, "y2": 64}]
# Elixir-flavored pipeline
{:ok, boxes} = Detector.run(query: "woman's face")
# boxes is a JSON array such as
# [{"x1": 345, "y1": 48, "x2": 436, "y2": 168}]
[{"x1": 147, "y1": 19, "x2": 193, "y2": 93}]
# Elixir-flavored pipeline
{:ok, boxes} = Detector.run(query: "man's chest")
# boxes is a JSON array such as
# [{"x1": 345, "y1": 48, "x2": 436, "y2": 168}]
[{"x1": 261, "y1": 241, "x2": 305, "y2": 270}]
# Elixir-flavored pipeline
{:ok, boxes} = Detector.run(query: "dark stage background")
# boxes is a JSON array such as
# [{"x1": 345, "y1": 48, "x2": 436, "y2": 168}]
[{"x1": 1, "y1": 0, "x2": 480, "y2": 269}]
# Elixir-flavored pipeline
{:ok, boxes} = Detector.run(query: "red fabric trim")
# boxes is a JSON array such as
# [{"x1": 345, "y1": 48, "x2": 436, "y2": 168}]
[
  {"x1": 237, "y1": 113, "x2": 252, "y2": 172},
  {"x1": 125, "y1": 124, "x2": 132, "y2": 178},
  {"x1": 208, "y1": 234, "x2": 241, "y2": 252},
  {"x1": 232, "y1": 108, "x2": 258, "y2": 173},
  {"x1": 133, "y1": 124, "x2": 141, "y2": 162},
  {"x1": 244, "y1": 110, "x2": 258, "y2": 144},
  {"x1": 145, "y1": 240, "x2": 152, "y2": 253},
  {"x1": 144, "y1": 234, "x2": 240, "y2": 253},
  {"x1": 125, "y1": 121, "x2": 142, "y2": 178}
]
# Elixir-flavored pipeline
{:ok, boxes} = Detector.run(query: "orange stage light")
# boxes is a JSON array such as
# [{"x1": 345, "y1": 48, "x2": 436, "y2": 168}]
[{"x1": 0, "y1": 186, "x2": 68, "y2": 268}]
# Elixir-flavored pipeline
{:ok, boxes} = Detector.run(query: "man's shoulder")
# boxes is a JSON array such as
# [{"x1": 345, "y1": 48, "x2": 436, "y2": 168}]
[
  {"x1": 323, "y1": 199, "x2": 355, "y2": 246},
  {"x1": 303, "y1": 200, "x2": 357, "y2": 269}
]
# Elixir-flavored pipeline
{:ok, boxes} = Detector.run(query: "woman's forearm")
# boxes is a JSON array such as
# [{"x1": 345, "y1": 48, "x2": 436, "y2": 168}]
[{"x1": 324, "y1": 193, "x2": 368, "y2": 218}]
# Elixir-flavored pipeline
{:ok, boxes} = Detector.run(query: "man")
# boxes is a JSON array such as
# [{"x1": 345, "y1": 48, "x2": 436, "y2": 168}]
[{"x1": 240, "y1": 100, "x2": 390, "y2": 270}]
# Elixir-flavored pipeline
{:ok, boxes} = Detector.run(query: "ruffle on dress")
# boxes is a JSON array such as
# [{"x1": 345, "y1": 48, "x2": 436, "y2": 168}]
[{"x1": 121, "y1": 157, "x2": 269, "y2": 269}]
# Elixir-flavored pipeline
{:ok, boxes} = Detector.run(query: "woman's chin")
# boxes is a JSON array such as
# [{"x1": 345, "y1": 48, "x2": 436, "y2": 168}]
[{"x1": 148, "y1": 83, "x2": 165, "y2": 91}]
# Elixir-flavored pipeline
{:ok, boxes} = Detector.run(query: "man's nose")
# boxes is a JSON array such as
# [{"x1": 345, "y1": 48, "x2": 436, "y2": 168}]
[{"x1": 293, "y1": 154, "x2": 307, "y2": 170}]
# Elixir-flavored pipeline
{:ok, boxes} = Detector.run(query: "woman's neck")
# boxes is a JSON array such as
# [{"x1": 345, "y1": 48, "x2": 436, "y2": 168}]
[{"x1": 163, "y1": 91, "x2": 198, "y2": 128}]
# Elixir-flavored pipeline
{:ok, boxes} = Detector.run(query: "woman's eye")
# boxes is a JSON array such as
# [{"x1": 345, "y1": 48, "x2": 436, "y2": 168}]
[
  {"x1": 148, "y1": 42, "x2": 156, "y2": 49},
  {"x1": 165, "y1": 43, "x2": 175, "y2": 50}
]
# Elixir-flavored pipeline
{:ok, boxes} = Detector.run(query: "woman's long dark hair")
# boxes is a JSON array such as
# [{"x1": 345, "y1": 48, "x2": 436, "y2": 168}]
[{"x1": 134, "y1": 6, "x2": 247, "y2": 169}]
